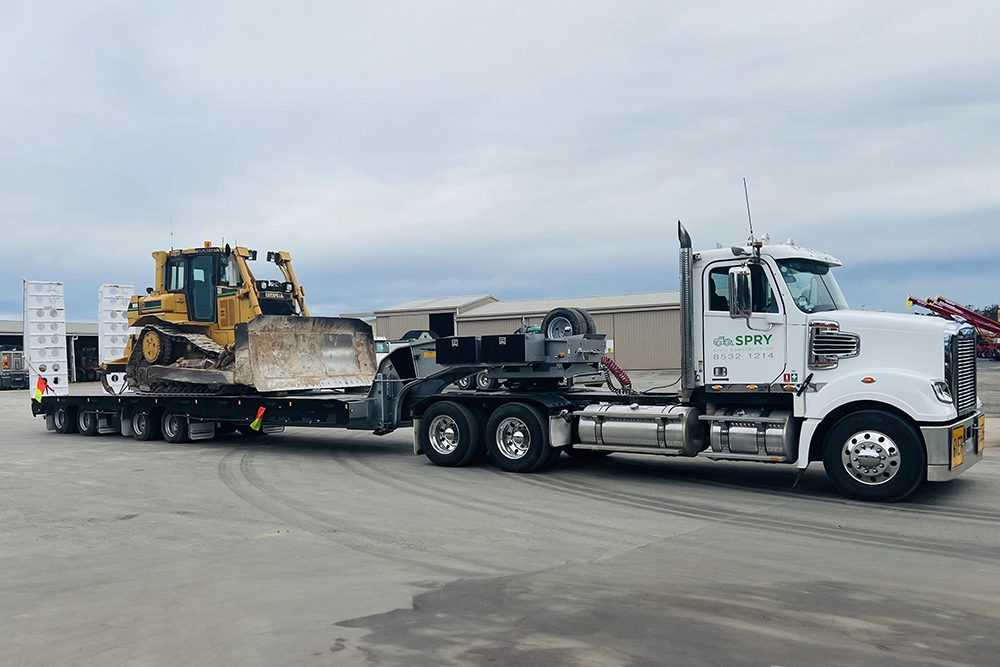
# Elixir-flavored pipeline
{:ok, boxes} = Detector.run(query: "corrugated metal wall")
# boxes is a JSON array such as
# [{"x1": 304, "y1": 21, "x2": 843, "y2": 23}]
[
  {"x1": 375, "y1": 313, "x2": 429, "y2": 341},
  {"x1": 456, "y1": 317, "x2": 542, "y2": 336},
  {"x1": 610, "y1": 310, "x2": 680, "y2": 370}
]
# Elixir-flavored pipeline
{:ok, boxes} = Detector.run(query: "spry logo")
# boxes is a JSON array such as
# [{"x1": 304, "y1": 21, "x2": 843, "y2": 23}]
[{"x1": 713, "y1": 336, "x2": 734, "y2": 347}]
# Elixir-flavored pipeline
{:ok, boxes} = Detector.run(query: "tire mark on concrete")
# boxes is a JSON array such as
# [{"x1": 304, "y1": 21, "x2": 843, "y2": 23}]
[
  {"x1": 217, "y1": 447, "x2": 504, "y2": 577},
  {"x1": 499, "y1": 467, "x2": 1000, "y2": 565}
]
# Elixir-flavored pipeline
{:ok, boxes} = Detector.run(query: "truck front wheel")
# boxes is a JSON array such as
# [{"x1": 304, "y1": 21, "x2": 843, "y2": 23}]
[
  {"x1": 822, "y1": 410, "x2": 925, "y2": 502},
  {"x1": 419, "y1": 401, "x2": 483, "y2": 467},
  {"x1": 486, "y1": 403, "x2": 550, "y2": 473}
]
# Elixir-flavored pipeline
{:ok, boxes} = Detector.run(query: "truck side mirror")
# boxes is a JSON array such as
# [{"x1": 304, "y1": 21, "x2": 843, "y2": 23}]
[{"x1": 728, "y1": 266, "x2": 752, "y2": 319}]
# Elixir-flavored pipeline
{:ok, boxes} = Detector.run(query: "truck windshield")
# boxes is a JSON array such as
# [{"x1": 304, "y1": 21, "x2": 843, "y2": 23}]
[{"x1": 776, "y1": 259, "x2": 849, "y2": 313}]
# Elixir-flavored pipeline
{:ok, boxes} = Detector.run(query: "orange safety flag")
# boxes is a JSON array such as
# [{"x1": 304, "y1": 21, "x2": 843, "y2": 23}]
[
  {"x1": 249, "y1": 406, "x2": 266, "y2": 431},
  {"x1": 34, "y1": 376, "x2": 47, "y2": 402}
]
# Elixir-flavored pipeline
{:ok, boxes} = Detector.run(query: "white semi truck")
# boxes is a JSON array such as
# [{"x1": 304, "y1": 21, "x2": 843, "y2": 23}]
[{"x1": 34, "y1": 222, "x2": 984, "y2": 502}]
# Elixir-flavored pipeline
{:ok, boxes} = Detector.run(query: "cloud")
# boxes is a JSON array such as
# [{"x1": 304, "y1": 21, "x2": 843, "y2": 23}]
[{"x1": 0, "y1": 1, "x2": 998, "y2": 322}]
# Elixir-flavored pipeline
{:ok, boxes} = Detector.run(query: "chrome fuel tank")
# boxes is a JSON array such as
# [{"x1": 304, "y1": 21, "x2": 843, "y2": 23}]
[{"x1": 577, "y1": 404, "x2": 704, "y2": 456}]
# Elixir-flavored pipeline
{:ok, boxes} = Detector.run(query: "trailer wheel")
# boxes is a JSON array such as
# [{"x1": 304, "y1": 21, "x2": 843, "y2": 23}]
[
  {"x1": 132, "y1": 411, "x2": 161, "y2": 441},
  {"x1": 822, "y1": 410, "x2": 925, "y2": 502},
  {"x1": 486, "y1": 403, "x2": 550, "y2": 472},
  {"x1": 419, "y1": 401, "x2": 483, "y2": 467},
  {"x1": 454, "y1": 375, "x2": 475, "y2": 391},
  {"x1": 541, "y1": 307, "x2": 587, "y2": 339},
  {"x1": 475, "y1": 371, "x2": 499, "y2": 391},
  {"x1": 53, "y1": 407, "x2": 77, "y2": 434},
  {"x1": 77, "y1": 411, "x2": 98, "y2": 436},
  {"x1": 161, "y1": 413, "x2": 188, "y2": 444}
]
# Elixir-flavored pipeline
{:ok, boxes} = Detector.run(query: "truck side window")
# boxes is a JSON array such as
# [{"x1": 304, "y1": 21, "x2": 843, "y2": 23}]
[
  {"x1": 709, "y1": 265, "x2": 779, "y2": 313},
  {"x1": 750, "y1": 264, "x2": 779, "y2": 313},
  {"x1": 708, "y1": 269, "x2": 730, "y2": 312},
  {"x1": 166, "y1": 259, "x2": 185, "y2": 292}
]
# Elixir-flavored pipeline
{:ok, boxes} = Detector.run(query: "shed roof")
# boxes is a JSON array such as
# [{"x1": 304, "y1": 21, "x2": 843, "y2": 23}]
[
  {"x1": 459, "y1": 291, "x2": 679, "y2": 320},
  {"x1": 373, "y1": 295, "x2": 496, "y2": 315}
]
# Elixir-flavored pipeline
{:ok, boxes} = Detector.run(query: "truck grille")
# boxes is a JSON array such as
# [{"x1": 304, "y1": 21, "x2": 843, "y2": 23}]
[
  {"x1": 809, "y1": 322, "x2": 860, "y2": 369},
  {"x1": 951, "y1": 327, "x2": 977, "y2": 415}
]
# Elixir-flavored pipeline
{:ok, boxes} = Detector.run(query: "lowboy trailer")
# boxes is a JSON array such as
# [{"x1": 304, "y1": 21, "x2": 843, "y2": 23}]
[{"x1": 33, "y1": 222, "x2": 985, "y2": 502}]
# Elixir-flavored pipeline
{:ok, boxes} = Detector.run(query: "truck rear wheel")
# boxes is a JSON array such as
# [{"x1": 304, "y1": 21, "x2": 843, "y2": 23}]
[
  {"x1": 486, "y1": 403, "x2": 550, "y2": 472},
  {"x1": 161, "y1": 413, "x2": 188, "y2": 444},
  {"x1": 822, "y1": 410, "x2": 925, "y2": 502},
  {"x1": 420, "y1": 401, "x2": 483, "y2": 467},
  {"x1": 132, "y1": 411, "x2": 161, "y2": 441},
  {"x1": 53, "y1": 407, "x2": 77, "y2": 434},
  {"x1": 77, "y1": 411, "x2": 98, "y2": 436},
  {"x1": 454, "y1": 375, "x2": 475, "y2": 391}
]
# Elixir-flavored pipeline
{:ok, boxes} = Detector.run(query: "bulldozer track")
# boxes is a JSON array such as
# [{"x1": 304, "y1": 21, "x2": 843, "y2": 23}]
[{"x1": 127, "y1": 323, "x2": 233, "y2": 395}]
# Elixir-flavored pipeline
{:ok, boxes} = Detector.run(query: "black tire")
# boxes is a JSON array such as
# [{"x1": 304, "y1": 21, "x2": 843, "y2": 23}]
[
  {"x1": 475, "y1": 371, "x2": 499, "y2": 391},
  {"x1": 569, "y1": 307, "x2": 597, "y2": 334},
  {"x1": 565, "y1": 447, "x2": 611, "y2": 463},
  {"x1": 161, "y1": 413, "x2": 188, "y2": 444},
  {"x1": 454, "y1": 375, "x2": 475, "y2": 391},
  {"x1": 821, "y1": 410, "x2": 925, "y2": 502},
  {"x1": 541, "y1": 307, "x2": 587, "y2": 339},
  {"x1": 53, "y1": 407, "x2": 77, "y2": 434},
  {"x1": 486, "y1": 403, "x2": 550, "y2": 472},
  {"x1": 77, "y1": 411, "x2": 98, "y2": 436},
  {"x1": 419, "y1": 401, "x2": 483, "y2": 467},
  {"x1": 132, "y1": 411, "x2": 161, "y2": 441}
]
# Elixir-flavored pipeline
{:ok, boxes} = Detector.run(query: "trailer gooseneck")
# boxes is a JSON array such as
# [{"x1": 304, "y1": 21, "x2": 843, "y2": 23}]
[{"x1": 33, "y1": 222, "x2": 984, "y2": 502}]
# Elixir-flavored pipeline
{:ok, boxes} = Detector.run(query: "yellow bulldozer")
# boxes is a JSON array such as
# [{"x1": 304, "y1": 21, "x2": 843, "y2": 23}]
[{"x1": 102, "y1": 243, "x2": 376, "y2": 395}]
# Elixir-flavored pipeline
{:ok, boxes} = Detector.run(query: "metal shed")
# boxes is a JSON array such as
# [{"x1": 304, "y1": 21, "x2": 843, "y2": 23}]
[{"x1": 356, "y1": 295, "x2": 498, "y2": 341}]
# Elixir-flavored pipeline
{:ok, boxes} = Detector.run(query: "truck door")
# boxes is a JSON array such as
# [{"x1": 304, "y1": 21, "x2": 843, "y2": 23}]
[{"x1": 702, "y1": 261, "x2": 787, "y2": 386}]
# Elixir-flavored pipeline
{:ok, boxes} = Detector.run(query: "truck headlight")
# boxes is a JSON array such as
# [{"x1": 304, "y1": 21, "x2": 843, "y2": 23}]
[{"x1": 932, "y1": 380, "x2": 952, "y2": 404}]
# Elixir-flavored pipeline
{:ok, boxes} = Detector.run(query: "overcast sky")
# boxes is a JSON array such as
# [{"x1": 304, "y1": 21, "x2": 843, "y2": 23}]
[{"x1": 1, "y1": 1, "x2": 998, "y2": 322}]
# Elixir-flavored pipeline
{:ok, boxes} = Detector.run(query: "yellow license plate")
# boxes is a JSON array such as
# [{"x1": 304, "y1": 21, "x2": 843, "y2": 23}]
[
  {"x1": 951, "y1": 425, "x2": 965, "y2": 469},
  {"x1": 978, "y1": 414, "x2": 987, "y2": 454}
]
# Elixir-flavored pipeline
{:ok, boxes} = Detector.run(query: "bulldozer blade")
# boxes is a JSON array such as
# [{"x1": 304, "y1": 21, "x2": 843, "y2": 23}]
[{"x1": 235, "y1": 316, "x2": 378, "y2": 392}]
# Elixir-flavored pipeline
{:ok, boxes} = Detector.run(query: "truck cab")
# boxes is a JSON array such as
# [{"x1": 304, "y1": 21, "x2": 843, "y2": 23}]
[{"x1": 682, "y1": 225, "x2": 983, "y2": 499}]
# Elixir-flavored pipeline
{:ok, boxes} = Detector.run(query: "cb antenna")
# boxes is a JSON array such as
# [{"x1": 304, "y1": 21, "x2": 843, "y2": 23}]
[
  {"x1": 743, "y1": 177, "x2": 754, "y2": 242},
  {"x1": 170, "y1": 215, "x2": 174, "y2": 250}
]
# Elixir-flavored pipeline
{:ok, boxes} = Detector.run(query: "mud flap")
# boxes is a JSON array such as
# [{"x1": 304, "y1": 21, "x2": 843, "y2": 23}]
[{"x1": 235, "y1": 316, "x2": 378, "y2": 392}]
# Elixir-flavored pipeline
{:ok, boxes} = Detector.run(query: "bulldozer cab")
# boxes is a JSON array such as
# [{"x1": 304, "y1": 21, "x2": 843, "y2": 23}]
[{"x1": 163, "y1": 251, "x2": 226, "y2": 323}]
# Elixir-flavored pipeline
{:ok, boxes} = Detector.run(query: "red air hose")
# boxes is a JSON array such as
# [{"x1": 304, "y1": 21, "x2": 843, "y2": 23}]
[{"x1": 600, "y1": 355, "x2": 635, "y2": 395}]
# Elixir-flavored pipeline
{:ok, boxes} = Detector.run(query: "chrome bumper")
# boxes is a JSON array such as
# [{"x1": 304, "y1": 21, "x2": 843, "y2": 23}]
[{"x1": 921, "y1": 410, "x2": 985, "y2": 482}]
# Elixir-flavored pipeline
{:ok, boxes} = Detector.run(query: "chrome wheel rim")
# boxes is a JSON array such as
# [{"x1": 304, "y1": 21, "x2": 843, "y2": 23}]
[
  {"x1": 428, "y1": 415, "x2": 461, "y2": 455},
  {"x1": 495, "y1": 417, "x2": 530, "y2": 460},
  {"x1": 54, "y1": 409, "x2": 66, "y2": 429},
  {"x1": 476, "y1": 373, "x2": 492, "y2": 390},
  {"x1": 842, "y1": 430, "x2": 900, "y2": 485},
  {"x1": 79, "y1": 412, "x2": 93, "y2": 431},
  {"x1": 546, "y1": 316, "x2": 572, "y2": 338},
  {"x1": 133, "y1": 413, "x2": 148, "y2": 436}
]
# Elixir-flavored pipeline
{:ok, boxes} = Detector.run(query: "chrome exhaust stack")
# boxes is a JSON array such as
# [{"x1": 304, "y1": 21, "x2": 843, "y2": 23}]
[{"x1": 678, "y1": 221, "x2": 695, "y2": 398}]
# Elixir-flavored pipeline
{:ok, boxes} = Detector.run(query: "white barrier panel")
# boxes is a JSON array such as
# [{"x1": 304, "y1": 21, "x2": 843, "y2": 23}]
[
  {"x1": 23, "y1": 281, "x2": 70, "y2": 396},
  {"x1": 99, "y1": 283, "x2": 134, "y2": 394}
]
